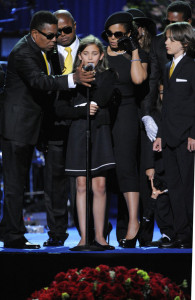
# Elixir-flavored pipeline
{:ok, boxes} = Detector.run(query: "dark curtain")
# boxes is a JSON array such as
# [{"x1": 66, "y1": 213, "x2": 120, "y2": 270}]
[{"x1": 0, "y1": 0, "x2": 127, "y2": 40}]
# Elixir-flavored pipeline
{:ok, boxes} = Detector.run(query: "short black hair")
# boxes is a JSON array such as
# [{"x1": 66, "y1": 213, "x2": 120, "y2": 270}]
[
  {"x1": 30, "y1": 10, "x2": 58, "y2": 31},
  {"x1": 167, "y1": 1, "x2": 192, "y2": 21}
]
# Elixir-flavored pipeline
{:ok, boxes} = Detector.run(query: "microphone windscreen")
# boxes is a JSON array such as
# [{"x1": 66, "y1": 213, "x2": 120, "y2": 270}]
[{"x1": 83, "y1": 63, "x2": 95, "y2": 71}]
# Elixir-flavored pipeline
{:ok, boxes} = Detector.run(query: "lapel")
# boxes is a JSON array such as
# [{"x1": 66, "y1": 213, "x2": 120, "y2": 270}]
[
  {"x1": 169, "y1": 55, "x2": 189, "y2": 82},
  {"x1": 49, "y1": 47, "x2": 62, "y2": 75}
]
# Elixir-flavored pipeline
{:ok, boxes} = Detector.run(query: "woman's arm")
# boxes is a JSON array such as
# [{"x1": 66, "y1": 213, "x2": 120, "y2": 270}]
[{"x1": 131, "y1": 49, "x2": 148, "y2": 84}]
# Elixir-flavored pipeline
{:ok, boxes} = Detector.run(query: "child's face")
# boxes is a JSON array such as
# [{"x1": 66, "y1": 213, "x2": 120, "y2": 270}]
[
  {"x1": 165, "y1": 29, "x2": 184, "y2": 58},
  {"x1": 78, "y1": 44, "x2": 104, "y2": 67}
]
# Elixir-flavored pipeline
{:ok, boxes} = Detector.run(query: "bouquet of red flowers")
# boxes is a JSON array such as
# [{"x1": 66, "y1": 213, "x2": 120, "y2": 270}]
[{"x1": 28, "y1": 265, "x2": 190, "y2": 300}]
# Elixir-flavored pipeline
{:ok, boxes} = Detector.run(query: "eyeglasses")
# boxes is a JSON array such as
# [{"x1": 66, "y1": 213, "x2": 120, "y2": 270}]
[
  {"x1": 37, "y1": 29, "x2": 59, "y2": 40},
  {"x1": 106, "y1": 30, "x2": 126, "y2": 39},
  {"x1": 58, "y1": 26, "x2": 73, "y2": 35}
]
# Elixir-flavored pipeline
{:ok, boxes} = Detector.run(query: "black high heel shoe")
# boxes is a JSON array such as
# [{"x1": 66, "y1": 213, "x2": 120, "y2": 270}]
[
  {"x1": 119, "y1": 226, "x2": 140, "y2": 248},
  {"x1": 93, "y1": 240, "x2": 115, "y2": 250},
  {"x1": 104, "y1": 221, "x2": 113, "y2": 244}
]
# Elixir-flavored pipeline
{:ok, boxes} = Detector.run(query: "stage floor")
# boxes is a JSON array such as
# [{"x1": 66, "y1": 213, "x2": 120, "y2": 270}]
[
  {"x1": 0, "y1": 218, "x2": 192, "y2": 299},
  {"x1": 0, "y1": 217, "x2": 192, "y2": 254}
]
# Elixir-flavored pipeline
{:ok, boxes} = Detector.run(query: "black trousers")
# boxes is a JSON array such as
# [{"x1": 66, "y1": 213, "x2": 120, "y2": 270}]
[
  {"x1": 2, "y1": 138, "x2": 34, "y2": 243},
  {"x1": 44, "y1": 143, "x2": 69, "y2": 242},
  {"x1": 163, "y1": 142, "x2": 194, "y2": 242}
]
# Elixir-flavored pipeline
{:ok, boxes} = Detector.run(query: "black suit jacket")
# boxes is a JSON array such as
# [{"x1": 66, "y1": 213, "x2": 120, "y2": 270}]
[
  {"x1": 159, "y1": 55, "x2": 195, "y2": 147},
  {"x1": 2, "y1": 34, "x2": 69, "y2": 145},
  {"x1": 40, "y1": 42, "x2": 89, "y2": 144},
  {"x1": 141, "y1": 33, "x2": 172, "y2": 117}
]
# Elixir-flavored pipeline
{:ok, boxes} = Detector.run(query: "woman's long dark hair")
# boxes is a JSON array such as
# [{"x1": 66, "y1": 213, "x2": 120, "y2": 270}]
[
  {"x1": 74, "y1": 35, "x2": 108, "y2": 72},
  {"x1": 164, "y1": 22, "x2": 195, "y2": 57}
]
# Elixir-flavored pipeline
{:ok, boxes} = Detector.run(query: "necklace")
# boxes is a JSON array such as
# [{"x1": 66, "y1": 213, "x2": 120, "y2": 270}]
[{"x1": 111, "y1": 49, "x2": 126, "y2": 55}]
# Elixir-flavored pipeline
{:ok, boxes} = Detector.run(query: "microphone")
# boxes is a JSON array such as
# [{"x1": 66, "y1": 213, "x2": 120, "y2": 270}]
[{"x1": 83, "y1": 63, "x2": 95, "y2": 72}]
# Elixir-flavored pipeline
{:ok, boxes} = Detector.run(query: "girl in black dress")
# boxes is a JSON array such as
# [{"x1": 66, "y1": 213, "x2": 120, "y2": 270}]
[
  {"x1": 102, "y1": 11, "x2": 148, "y2": 248},
  {"x1": 65, "y1": 35, "x2": 117, "y2": 250}
]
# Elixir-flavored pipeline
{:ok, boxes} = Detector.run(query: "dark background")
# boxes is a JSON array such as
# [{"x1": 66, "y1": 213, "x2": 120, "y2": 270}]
[{"x1": 0, "y1": 0, "x2": 195, "y2": 62}]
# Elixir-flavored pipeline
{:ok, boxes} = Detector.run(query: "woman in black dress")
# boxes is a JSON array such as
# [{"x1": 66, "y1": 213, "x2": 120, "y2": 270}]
[
  {"x1": 65, "y1": 35, "x2": 117, "y2": 250},
  {"x1": 102, "y1": 11, "x2": 148, "y2": 247}
]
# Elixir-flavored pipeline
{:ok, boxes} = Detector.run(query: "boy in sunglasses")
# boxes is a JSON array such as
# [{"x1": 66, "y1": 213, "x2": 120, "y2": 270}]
[{"x1": 1, "y1": 10, "x2": 94, "y2": 249}]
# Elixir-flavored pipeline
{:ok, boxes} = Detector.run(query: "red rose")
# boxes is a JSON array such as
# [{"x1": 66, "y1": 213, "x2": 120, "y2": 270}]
[
  {"x1": 150, "y1": 286, "x2": 167, "y2": 299},
  {"x1": 128, "y1": 289, "x2": 145, "y2": 300},
  {"x1": 56, "y1": 281, "x2": 75, "y2": 294},
  {"x1": 71, "y1": 290, "x2": 95, "y2": 300},
  {"x1": 54, "y1": 272, "x2": 67, "y2": 283},
  {"x1": 96, "y1": 282, "x2": 113, "y2": 297},
  {"x1": 111, "y1": 283, "x2": 127, "y2": 298},
  {"x1": 77, "y1": 281, "x2": 93, "y2": 293},
  {"x1": 79, "y1": 267, "x2": 98, "y2": 282}
]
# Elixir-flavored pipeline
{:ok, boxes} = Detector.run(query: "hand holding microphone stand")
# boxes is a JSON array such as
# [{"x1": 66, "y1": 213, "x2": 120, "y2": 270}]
[{"x1": 70, "y1": 63, "x2": 104, "y2": 251}]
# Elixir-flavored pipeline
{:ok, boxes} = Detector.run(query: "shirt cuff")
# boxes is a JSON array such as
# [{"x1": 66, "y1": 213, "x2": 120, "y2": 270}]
[
  {"x1": 68, "y1": 74, "x2": 76, "y2": 88},
  {"x1": 142, "y1": 115, "x2": 151, "y2": 122}
]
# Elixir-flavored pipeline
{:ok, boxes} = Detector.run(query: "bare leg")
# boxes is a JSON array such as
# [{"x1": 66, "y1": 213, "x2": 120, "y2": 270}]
[
  {"x1": 123, "y1": 192, "x2": 140, "y2": 239},
  {"x1": 76, "y1": 176, "x2": 86, "y2": 246},
  {"x1": 92, "y1": 176, "x2": 108, "y2": 245}
]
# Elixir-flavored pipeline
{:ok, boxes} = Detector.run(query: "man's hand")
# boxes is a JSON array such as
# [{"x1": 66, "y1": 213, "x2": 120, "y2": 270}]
[
  {"x1": 187, "y1": 137, "x2": 195, "y2": 152},
  {"x1": 142, "y1": 116, "x2": 158, "y2": 142},
  {"x1": 90, "y1": 103, "x2": 99, "y2": 115},
  {"x1": 73, "y1": 63, "x2": 95, "y2": 87},
  {"x1": 153, "y1": 137, "x2": 162, "y2": 152}
]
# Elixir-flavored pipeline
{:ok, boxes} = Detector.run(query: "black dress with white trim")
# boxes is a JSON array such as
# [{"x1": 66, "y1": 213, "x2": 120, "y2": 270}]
[{"x1": 65, "y1": 69, "x2": 117, "y2": 177}]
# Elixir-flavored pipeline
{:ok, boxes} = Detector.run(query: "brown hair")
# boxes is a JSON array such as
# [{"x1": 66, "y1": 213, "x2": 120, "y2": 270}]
[{"x1": 164, "y1": 22, "x2": 195, "y2": 56}]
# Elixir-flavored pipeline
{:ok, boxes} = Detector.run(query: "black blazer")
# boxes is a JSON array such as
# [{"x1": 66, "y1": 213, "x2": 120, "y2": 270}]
[
  {"x1": 2, "y1": 34, "x2": 69, "y2": 145},
  {"x1": 159, "y1": 55, "x2": 195, "y2": 147},
  {"x1": 141, "y1": 33, "x2": 172, "y2": 117}
]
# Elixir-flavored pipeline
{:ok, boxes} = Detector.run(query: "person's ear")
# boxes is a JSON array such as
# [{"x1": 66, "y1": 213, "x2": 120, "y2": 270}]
[
  {"x1": 78, "y1": 52, "x2": 82, "y2": 60},
  {"x1": 31, "y1": 29, "x2": 38, "y2": 41}
]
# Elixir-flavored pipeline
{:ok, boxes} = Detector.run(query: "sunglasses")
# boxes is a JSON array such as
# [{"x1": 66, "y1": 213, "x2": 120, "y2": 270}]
[
  {"x1": 106, "y1": 30, "x2": 126, "y2": 39},
  {"x1": 58, "y1": 26, "x2": 73, "y2": 35},
  {"x1": 37, "y1": 29, "x2": 59, "y2": 40}
]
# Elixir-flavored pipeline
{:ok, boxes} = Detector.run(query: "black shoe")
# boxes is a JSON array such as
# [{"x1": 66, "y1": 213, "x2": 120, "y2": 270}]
[
  {"x1": 43, "y1": 233, "x2": 69, "y2": 247},
  {"x1": 159, "y1": 238, "x2": 191, "y2": 249},
  {"x1": 4, "y1": 237, "x2": 40, "y2": 249},
  {"x1": 119, "y1": 226, "x2": 140, "y2": 248},
  {"x1": 104, "y1": 221, "x2": 113, "y2": 244},
  {"x1": 43, "y1": 238, "x2": 64, "y2": 247},
  {"x1": 145, "y1": 237, "x2": 170, "y2": 247},
  {"x1": 93, "y1": 240, "x2": 115, "y2": 250}
]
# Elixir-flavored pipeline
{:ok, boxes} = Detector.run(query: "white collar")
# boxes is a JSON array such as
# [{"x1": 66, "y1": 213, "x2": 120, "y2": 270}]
[{"x1": 173, "y1": 52, "x2": 186, "y2": 67}]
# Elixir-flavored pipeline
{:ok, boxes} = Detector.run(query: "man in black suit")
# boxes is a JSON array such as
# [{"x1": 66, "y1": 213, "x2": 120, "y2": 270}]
[
  {"x1": 141, "y1": 1, "x2": 192, "y2": 139},
  {"x1": 42, "y1": 10, "x2": 80, "y2": 247},
  {"x1": 153, "y1": 22, "x2": 195, "y2": 248},
  {"x1": 1, "y1": 10, "x2": 94, "y2": 249},
  {"x1": 140, "y1": 1, "x2": 192, "y2": 247}
]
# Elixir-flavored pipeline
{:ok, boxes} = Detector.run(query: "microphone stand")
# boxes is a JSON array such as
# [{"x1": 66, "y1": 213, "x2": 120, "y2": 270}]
[{"x1": 70, "y1": 69, "x2": 104, "y2": 252}]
